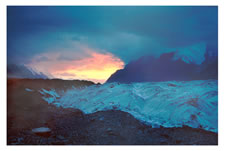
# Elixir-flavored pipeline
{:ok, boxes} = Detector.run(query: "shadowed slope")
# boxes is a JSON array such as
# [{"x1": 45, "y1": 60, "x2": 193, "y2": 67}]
[{"x1": 107, "y1": 52, "x2": 218, "y2": 83}]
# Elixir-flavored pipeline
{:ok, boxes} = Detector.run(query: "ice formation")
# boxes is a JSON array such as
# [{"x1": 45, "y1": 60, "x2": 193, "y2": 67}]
[{"x1": 39, "y1": 80, "x2": 218, "y2": 133}]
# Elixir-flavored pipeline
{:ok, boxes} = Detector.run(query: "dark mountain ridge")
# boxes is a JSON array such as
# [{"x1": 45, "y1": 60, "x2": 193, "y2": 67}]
[
  {"x1": 107, "y1": 52, "x2": 218, "y2": 83},
  {"x1": 7, "y1": 78, "x2": 96, "y2": 92}
]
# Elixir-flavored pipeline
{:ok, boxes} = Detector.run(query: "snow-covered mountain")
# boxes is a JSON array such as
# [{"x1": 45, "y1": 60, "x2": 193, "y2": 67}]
[
  {"x1": 29, "y1": 80, "x2": 218, "y2": 133},
  {"x1": 7, "y1": 64, "x2": 48, "y2": 79},
  {"x1": 172, "y1": 43, "x2": 206, "y2": 65},
  {"x1": 106, "y1": 51, "x2": 218, "y2": 83}
]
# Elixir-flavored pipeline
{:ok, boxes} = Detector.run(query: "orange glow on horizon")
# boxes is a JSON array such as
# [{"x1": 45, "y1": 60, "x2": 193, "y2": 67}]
[{"x1": 27, "y1": 49, "x2": 124, "y2": 84}]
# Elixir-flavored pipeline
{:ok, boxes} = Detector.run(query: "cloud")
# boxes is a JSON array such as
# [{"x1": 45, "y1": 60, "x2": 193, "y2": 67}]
[
  {"x1": 54, "y1": 72, "x2": 77, "y2": 80},
  {"x1": 7, "y1": 6, "x2": 218, "y2": 76},
  {"x1": 35, "y1": 56, "x2": 49, "y2": 62},
  {"x1": 57, "y1": 55, "x2": 79, "y2": 61},
  {"x1": 26, "y1": 46, "x2": 124, "y2": 83}
]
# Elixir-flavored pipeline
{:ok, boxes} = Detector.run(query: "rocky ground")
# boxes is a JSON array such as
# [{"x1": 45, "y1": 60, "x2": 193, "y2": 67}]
[
  {"x1": 7, "y1": 79, "x2": 218, "y2": 145},
  {"x1": 7, "y1": 109, "x2": 218, "y2": 145}
]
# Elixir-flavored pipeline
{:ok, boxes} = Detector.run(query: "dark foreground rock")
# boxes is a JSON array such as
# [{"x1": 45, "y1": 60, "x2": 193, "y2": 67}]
[{"x1": 8, "y1": 109, "x2": 218, "y2": 145}]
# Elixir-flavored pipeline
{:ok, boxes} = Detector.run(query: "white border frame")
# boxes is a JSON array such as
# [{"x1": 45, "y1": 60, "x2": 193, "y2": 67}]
[{"x1": 1, "y1": 1, "x2": 224, "y2": 151}]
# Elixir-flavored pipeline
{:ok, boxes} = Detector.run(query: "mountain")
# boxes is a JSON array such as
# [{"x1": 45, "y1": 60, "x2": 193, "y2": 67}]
[
  {"x1": 106, "y1": 51, "x2": 218, "y2": 83},
  {"x1": 7, "y1": 64, "x2": 48, "y2": 79}
]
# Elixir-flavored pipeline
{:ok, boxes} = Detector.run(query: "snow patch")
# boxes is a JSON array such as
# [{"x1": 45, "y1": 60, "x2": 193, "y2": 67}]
[
  {"x1": 39, "y1": 89, "x2": 60, "y2": 104},
  {"x1": 32, "y1": 127, "x2": 51, "y2": 133},
  {"x1": 173, "y1": 42, "x2": 206, "y2": 65},
  {"x1": 25, "y1": 88, "x2": 33, "y2": 92}
]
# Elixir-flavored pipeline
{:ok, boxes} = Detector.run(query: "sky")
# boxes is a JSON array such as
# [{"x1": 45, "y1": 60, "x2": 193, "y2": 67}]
[{"x1": 7, "y1": 6, "x2": 218, "y2": 83}]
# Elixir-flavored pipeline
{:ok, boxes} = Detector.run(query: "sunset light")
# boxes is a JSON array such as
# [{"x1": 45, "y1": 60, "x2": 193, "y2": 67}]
[{"x1": 26, "y1": 50, "x2": 124, "y2": 84}]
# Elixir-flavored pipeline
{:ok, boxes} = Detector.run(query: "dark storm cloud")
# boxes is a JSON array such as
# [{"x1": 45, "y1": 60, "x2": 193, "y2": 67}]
[{"x1": 7, "y1": 6, "x2": 218, "y2": 64}]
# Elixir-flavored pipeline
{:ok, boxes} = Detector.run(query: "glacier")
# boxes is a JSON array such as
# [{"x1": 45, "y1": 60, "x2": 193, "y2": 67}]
[{"x1": 39, "y1": 80, "x2": 218, "y2": 133}]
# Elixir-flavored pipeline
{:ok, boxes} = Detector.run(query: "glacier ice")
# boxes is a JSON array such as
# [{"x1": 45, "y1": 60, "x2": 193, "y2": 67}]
[
  {"x1": 25, "y1": 88, "x2": 33, "y2": 92},
  {"x1": 32, "y1": 127, "x2": 51, "y2": 133},
  {"x1": 40, "y1": 80, "x2": 218, "y2": 133}
]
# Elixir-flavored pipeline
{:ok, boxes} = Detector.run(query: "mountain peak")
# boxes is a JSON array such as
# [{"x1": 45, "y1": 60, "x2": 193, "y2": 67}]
[
  {"x1": 173, "y1": 43, "x2": 206, "y2": 65},
  {"x1": 7, "y1": 64, "x2": 48, "y2": 79}
]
